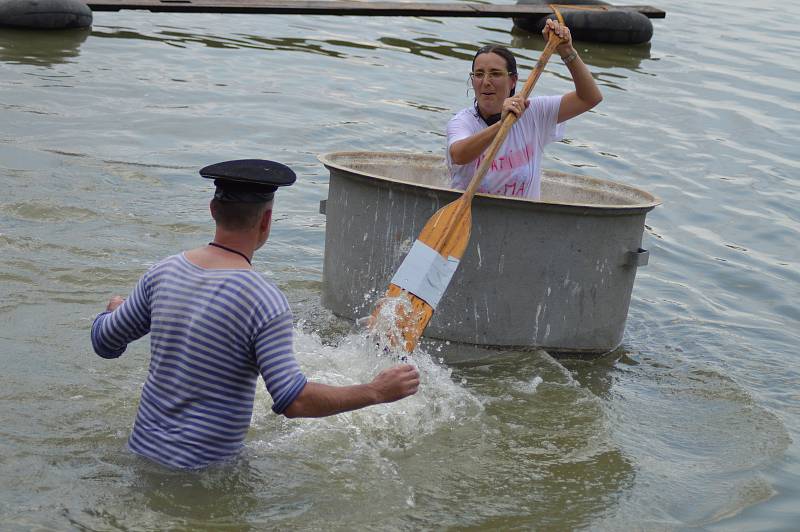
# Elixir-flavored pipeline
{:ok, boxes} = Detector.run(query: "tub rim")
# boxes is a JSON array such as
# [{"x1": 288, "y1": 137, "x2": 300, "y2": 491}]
[{"x1": 318, "y1": 150, "x2": 662, "y2": 214}]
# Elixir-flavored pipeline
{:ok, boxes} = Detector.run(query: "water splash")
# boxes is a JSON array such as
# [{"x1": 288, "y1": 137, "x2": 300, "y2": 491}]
[
  {"x1": 513, "y1": 374, "x2": 544, "y2": 395},
  {"x1": 251, "y1": 320, "x2": 484, "y2": 453},
  {"x1": 357, "y1": 293, "x2": 417, "y2": 362}
]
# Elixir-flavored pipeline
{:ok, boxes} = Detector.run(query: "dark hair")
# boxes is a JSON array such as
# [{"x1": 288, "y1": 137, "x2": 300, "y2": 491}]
[
  {"x1": 211, "y1": 198, "x2": 271, "y2": 231},
  {"x1": 471, "y1": 45, "x2": 518, "y2": 96}
]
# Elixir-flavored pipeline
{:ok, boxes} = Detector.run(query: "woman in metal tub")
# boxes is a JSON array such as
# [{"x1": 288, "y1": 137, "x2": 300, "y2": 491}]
[{"x1": 446, "y1": 19, "x2": 603, "y2": 200}]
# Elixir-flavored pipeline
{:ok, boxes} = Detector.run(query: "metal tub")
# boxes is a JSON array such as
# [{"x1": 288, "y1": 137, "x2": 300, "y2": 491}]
[{"x1": 318, "y1": 151, "x2": 660, "y2": 354}]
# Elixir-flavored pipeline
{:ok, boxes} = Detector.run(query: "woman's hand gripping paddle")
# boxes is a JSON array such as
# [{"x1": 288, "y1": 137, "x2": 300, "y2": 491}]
[{"x1": 370, "y1": 22, "x2": 566, "y2": 354}]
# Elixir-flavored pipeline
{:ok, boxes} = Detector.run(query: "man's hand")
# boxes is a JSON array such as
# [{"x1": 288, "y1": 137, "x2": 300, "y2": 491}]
[
  {"x1": 368, "y1": 364, "x2": 420, "y2": 403},
  {"x1": 106, "y1": 296, "x2": 125, "y2": 312},
  {"x1": 283, "y1": 364, "x2": 421, "y2": 418}
]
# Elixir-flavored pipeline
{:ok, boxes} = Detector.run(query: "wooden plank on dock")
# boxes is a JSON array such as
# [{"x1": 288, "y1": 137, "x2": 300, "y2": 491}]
[{"x1": 84, "y1": 0, "x2": 666, "y2": 19}]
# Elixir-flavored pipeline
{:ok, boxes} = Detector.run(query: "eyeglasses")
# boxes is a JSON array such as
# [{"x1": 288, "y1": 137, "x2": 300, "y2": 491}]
[{"x1": 470, "y1": 70, "x2": 512, "y2": 81}]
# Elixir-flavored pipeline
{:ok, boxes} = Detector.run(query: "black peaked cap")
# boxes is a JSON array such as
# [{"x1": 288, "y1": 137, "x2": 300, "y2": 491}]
[{"x1": 200, "y1": 159, "x2": 296, "y2": 203}]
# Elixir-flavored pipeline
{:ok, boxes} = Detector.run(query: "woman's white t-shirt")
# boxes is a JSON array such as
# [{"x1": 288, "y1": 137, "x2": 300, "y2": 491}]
[{"x1": 446, "y1": 94, "x2": 564, "y2": 200}]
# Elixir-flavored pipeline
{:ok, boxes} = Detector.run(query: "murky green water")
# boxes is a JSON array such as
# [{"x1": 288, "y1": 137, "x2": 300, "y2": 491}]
[{"x1": 1, "y1": 0, "x2": 798, "y2": 529}]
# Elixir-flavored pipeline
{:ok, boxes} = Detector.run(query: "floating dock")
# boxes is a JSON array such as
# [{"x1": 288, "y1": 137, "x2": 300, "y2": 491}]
[{"x1": 83, "y1": 0, "x2": 664, "y2": 19}]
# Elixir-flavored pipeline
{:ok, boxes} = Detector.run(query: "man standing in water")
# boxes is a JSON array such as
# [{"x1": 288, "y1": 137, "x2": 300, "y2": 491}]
[{"x1": 91, "y1": 159, "x2": 420, "y2": 469}]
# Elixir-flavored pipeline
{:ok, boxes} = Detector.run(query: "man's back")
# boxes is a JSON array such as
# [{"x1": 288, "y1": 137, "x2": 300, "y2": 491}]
[{"x1": 91, "y1": 253, "x2": 306, "y2": 469}]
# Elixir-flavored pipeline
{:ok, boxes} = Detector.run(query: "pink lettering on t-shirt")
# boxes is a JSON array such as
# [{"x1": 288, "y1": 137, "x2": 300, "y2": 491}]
[
  {"x1": 475, "y1": 145, "x2": 534, "y2": 171},
  {"x1": 506, "y1": 150, "x2": 516, "y2": 169},
  {"x1": 499, "y1": 180, "x2": 526, "y2": 197},
  {"x1": 474, "y1": 145, "x2": 534, "y2": 173}
]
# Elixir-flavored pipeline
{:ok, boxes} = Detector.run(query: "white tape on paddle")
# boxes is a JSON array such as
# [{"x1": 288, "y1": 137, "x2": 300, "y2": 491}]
[{"x1": 390, "y1": 240, "x2": 460, "y2": 309}]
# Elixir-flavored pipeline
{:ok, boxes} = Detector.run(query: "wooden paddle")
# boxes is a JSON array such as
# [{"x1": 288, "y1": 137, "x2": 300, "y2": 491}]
[{"x1": 372, "y1": 23, "x2": 566, "y2": 353}]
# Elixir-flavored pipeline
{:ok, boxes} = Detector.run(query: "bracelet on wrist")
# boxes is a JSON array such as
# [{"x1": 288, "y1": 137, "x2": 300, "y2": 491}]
[{"x1": 561, "y1": 50, "x2": 578, "y2": 65}]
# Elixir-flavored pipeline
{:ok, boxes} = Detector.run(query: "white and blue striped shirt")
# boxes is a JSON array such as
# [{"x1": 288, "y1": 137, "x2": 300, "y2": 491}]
[{"x1": 91, "y1": 253, "x2": 307, "y2": 469}]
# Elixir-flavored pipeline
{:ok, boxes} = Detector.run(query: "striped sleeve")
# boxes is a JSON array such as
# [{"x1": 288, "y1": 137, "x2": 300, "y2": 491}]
[
  {"x1": 91, "y1": 271, "x2": 152, "y2": 359},
  {"x1": 253, "y1": 310, "x2": 307, "y2": 414}
]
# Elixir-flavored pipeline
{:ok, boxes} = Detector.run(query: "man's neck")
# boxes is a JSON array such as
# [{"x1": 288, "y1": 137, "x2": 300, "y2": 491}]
[{"x1": 184, "y1": 231, "x2": 257, "y2": 270}]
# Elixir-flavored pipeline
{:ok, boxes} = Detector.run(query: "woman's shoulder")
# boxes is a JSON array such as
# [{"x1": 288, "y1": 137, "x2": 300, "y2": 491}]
[
  {"x1": 448, "y1": 106, "x2": 482, "y2": 132},
  {"x1": 528, "y1": 94, "x2": 563, "y2": 109},
  {"x1": 450, "y1": 105, "x2": 479, "y2": 121}
]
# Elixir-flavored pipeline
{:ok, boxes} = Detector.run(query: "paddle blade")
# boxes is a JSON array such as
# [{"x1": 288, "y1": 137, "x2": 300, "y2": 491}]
[
  {"x1": 371, "y1": 198, "x2": 473, "y2": 352},
  {"x1": 372, "y1": 285, "x2": 434, "y2": 353},
  {"x1": 417, "y1": 198, "x2": 472, "y2": 260}
]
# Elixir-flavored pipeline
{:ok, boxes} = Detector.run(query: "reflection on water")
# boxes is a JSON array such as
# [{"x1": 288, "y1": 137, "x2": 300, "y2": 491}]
[
  {"x1": 377, "y1": 36, "x2": 477, "y2": 61},
  {"x1": 92, "y1": 25, "x2": 352, "y2": 57},
  {"x1": 0, "y1": 28, "x2": 89, "y2": 66},
  {"x1": 511, "y1": 27, "x2": 652, "y2": 70},
  {"x1": 90, "y1": 24, "x2": 499, "y2": 63}
]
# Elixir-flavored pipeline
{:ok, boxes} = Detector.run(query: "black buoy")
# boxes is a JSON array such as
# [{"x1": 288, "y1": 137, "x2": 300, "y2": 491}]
[
  {"x1": 514, "y1": 0, "x2": 653, "y2": 45},
  {"x1": 0, "y1": 0, "x2": 92, "y2": 29}
]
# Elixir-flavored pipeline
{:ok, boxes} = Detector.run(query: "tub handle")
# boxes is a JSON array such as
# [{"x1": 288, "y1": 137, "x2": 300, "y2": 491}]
[
  {"x1": 628, "y1": 248, "x2": 649, "y2": 267},
  {"x1": 319, "y1": 199, "x2": 327, "y2": 215}
]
